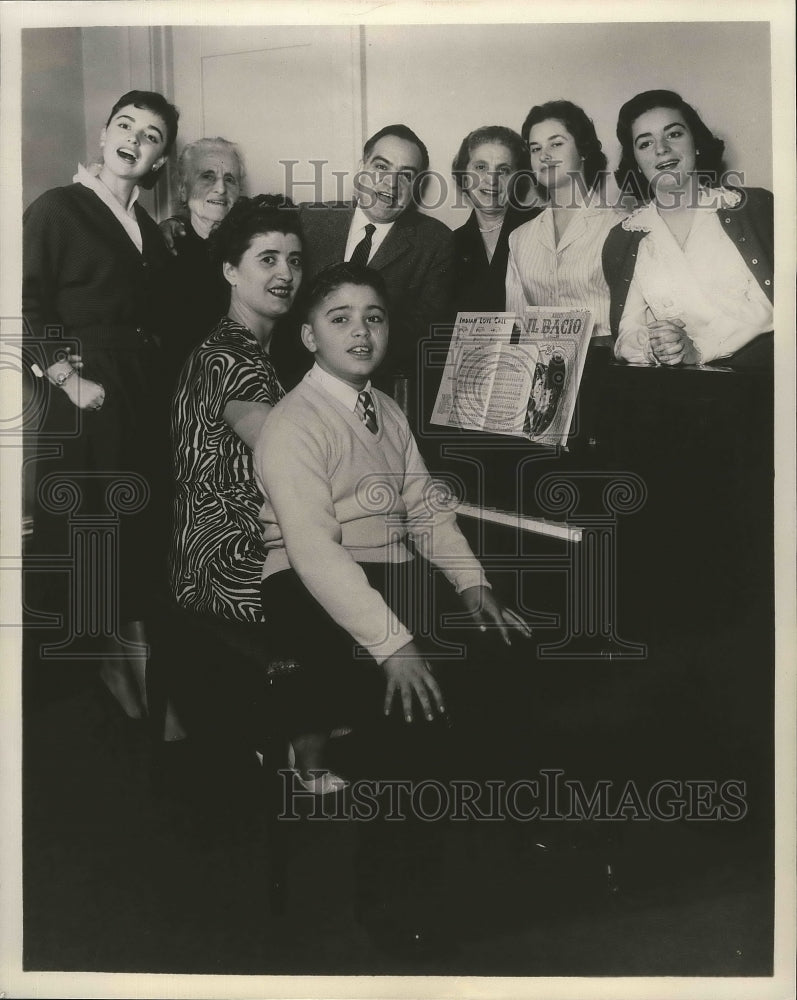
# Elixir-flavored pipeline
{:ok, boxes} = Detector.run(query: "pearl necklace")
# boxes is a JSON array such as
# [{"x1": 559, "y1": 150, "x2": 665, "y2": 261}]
[{"x1": 478, "y1": 222, "x2": 502, "y2": 234}]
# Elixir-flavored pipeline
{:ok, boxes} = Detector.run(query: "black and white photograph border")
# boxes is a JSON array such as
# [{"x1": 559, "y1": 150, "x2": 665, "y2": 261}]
[{"x1": 1, "y1": 1, "x2": 795, "y2": 998}]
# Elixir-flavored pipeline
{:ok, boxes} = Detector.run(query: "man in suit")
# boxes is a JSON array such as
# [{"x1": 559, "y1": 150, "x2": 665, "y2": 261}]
[{"x1": 296, "y1": 125, "x2": 454, "y2": 390}]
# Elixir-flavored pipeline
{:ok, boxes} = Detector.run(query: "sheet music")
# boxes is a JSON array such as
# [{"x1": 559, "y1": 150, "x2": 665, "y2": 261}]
[{"x1": 431, "y1": 308, "x2": 594, "y2": 447}]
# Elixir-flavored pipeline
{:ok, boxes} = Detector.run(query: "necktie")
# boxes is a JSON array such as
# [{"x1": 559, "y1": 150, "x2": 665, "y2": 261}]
[
  {"x1": 348, "y1": 223, "x2": 376, "y2": 268},
  {"x1": 356, "y1": 390, "x2": 379, "y2": 434}
]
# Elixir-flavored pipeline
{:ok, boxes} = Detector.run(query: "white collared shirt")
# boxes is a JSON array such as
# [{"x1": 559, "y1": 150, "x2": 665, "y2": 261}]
[
  {"x1": 73, "y1": 162, "x2": 143, "y2": 252},
  {"x1": 344, "y1": 206, "x2": 394, "y2": 264},
  {"x1": 308, "y1": 362, "x2": 373, "y2": 412}
]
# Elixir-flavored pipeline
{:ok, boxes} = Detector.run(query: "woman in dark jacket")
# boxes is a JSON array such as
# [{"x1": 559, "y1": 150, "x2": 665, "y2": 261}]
[
  {"x1": 23, "y1": 89, "x2": 179, "y2": 719},
  {"x1": 161, "y1": 136, "x2": 245, "y2": 383},
  {"x1": 604, "y1": 89, "x2": 773, "y2": 368},
  {"x1": 450, "y1": 125, "x2": 540, "y2": 313}
]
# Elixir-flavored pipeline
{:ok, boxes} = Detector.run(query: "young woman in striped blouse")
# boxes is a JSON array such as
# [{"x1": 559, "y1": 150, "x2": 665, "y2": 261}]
[{"x1": 505, "y1": 100, "x2": 623, "y2": 343}]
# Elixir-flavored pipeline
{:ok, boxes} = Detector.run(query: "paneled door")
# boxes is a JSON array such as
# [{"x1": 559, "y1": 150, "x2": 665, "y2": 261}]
[{"x1": 171, "y1": 25, "x2": 363, "y2": 208}]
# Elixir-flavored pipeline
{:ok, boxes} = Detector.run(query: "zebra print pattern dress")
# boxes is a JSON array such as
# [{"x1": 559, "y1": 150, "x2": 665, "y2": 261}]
[{"x1": 171, "y1": 316, "x2": 284, "y2": 622}]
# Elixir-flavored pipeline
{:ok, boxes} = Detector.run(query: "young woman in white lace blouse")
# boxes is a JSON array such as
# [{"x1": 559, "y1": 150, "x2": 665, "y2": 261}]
[{"x1": 605, "y1": 89, "x2": 773, "y2": 368}]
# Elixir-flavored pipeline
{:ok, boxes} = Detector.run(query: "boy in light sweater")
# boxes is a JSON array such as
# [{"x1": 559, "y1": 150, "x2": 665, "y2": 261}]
[{"x1": 254, "y1": 263, "x2": 530, "y2": 783}]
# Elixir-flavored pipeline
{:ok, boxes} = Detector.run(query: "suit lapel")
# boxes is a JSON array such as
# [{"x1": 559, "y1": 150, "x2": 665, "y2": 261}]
[
  {"x1": 302, "y1": 203, "x2": 353, "y2": 272},
  {"x1": 488, "y1": 210, "x2": 520, "y2": 278},
  {"x1": 328, "y1": 206, "x2": 353, "y2": 265},
  {"x1": 370, "y1": 211, "x2": 415, "y2": 270},
  {"x1": 462, "y1": 211, "x2": 489, "y2": 271}
]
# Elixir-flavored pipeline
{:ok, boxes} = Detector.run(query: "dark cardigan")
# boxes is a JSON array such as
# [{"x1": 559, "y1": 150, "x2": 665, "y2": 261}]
[
  {"x1": 602, "y1": 186, "x2": 774, "y2": 340},
  {"x1": 22, "y1": 181, "x2": 174, "y2": 617},
  {"x1": 23, "y1": 182, "x2": 171, "y2": 367},
  {"x1": 452, "y1": 204, "x2": 543, "y2": 314},
  {"x1": 161, "y1": 221, "x2": 231, "y2": 385}
]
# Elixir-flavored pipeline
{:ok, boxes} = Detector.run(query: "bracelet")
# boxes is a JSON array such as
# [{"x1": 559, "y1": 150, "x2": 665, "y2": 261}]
[{"x1": 47, "y1": 364, "x2": 76, "y2": 387}]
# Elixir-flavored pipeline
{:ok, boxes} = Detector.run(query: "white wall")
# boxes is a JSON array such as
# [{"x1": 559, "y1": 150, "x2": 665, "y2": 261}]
[
  {"x1": 80, "y1": 26, "x2": 172, "y2": 217},
  {"x1": 22, "y1": 21, "x2": 772, "y2": 229},
  {"x1": 170, "y1": 25, "x2": 363, "y2": 209},
  {"x1": 362, "y1": 21, "x2": 772, "y2": 229}
]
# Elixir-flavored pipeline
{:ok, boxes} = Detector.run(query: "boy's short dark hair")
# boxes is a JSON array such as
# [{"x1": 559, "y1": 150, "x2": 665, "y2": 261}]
[{"x1": 302, "y1": 263, "x2": 390, "y2": 324}]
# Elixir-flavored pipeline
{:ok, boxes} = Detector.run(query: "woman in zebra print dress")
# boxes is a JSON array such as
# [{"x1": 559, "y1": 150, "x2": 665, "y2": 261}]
[
  {"x1": 171, "y1": 195, "x2": 302, "y2": 622},
  {"x1": 170, "y1": 195, "x2": 348, "y2": 792}
]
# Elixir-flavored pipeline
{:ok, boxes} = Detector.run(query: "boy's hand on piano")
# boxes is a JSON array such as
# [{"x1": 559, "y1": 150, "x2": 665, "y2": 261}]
[
  {"x1": 459, "y1": 586, "x2": 533, "y2": 645},
  {"x1": 382, "y1": 641, "x2": 446, "y2": 724}
]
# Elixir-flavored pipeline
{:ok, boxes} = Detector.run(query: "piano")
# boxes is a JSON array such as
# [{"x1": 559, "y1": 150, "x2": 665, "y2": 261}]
[{"x1": 414, "y1": 342, "x2": 774, "y2": 781}]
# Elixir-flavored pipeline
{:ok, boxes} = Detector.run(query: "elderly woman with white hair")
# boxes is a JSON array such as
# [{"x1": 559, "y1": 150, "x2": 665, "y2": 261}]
[{"x1": 162, "y1": 136, "x2": 245, "y2": 380}]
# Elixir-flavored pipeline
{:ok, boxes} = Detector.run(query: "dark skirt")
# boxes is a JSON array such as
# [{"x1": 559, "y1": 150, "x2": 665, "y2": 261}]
[{"x1": 29, "y1": 327, "x2": 169, "y2": 625}]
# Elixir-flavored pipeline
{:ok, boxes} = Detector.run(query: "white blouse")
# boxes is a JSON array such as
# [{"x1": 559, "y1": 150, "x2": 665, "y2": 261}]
[
  {"x1": 614, "y1": 189, "x2": 773, "y2": 365},
  {"x1": 505, "y1": 205, "x2": 624, "y2": 339}
]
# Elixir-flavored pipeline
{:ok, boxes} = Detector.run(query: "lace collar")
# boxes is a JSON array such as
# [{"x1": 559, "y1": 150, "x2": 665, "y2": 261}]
[{"x1": 621, "y1": 187, "x2": 743, "y2": 232}]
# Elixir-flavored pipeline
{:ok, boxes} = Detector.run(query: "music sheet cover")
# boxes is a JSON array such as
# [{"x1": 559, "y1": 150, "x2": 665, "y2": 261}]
[{"x1": 431, "y1": 308, "x2": 593, "y2": 446}]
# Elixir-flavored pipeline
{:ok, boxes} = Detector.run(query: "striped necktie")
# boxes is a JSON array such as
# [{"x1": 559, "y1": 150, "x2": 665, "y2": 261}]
[
  {"x1": 356, "y1": 389, "x2": 378, "y2": 434},
  {"x1": 348, "y1": 223, "x2": 376, "y2": 267}
]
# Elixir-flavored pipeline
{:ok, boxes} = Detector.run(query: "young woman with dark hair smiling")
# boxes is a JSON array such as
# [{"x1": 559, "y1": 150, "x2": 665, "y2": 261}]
[
  {"x1": 604, "y1": 90, "x2": 773, "y2": 368},
  {"x1": 23, "y1": 89, "x2": 179, "y2": 724},
  {"x1": 506, "y1": 100, "x2": 623, "y2": 343}
]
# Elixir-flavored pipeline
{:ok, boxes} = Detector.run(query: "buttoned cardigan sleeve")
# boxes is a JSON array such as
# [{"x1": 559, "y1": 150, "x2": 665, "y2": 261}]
[
  {"x1": 718, "y1": 187, "x2": 773, "y2": 302},
  {"x1": 23, "y1": 189, "x2": 68, "y2": 366},
  {"x1": 614, "y1": 273, "x2": 658, "y2": 364}
]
